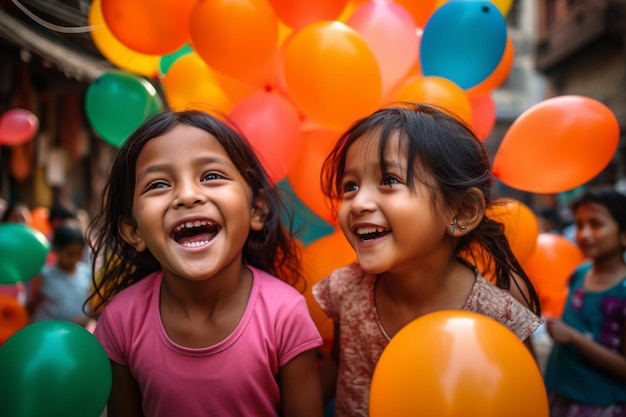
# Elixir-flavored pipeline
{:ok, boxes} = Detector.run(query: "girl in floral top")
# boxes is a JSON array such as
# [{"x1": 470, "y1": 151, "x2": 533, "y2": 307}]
[
  {"x1": 313, "y1": 103, "x2": 542, "y2": 417},
  {"x1": 544, "y1": 187, "x2": 626, "y2": 417}
]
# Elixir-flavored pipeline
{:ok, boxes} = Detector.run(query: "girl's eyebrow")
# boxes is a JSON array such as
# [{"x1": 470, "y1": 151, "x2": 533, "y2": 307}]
[{"x1": 136, "y1": 156, "x2": 233, "y2": 180}]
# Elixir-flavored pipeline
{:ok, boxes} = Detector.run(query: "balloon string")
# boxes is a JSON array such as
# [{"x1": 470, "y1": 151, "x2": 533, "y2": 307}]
[{"x1": 10, "y1": 0, "x2": 96, "y2": 34}]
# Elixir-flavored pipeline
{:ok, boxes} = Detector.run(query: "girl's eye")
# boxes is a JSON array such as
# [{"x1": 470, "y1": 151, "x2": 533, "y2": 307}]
[
  {"x1": 342, "y1": 181, "x2": 358, "y2": 193},
  {"x1": 382, "y1": 175, "x2": 400, "y2": 186},
  {"x1": 145, "y1": 181, "x2": 168, "y2": 191},
  {"x1": 202, "y1": 172, "x2": 224, "y2": 181}
]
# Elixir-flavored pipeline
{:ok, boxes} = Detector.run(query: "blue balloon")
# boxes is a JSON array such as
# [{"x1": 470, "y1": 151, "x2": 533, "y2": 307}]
[{"x1": 420, "y1": 1, "x2": 507, "y2": 89}]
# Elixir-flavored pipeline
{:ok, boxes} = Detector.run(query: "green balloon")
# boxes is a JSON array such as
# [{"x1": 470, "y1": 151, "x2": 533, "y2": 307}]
[
  {"x1": 0, "y1": 223, "x2": 50, "y2": 284},
  {"x1": 159, "y1": 43, "x2": 193, "y2": 76},
  {"x1": 85, "y1": 70, "x2": 164, "y2": 148},
  {"x1": 0, "y1": 321, "x2": 112, "y2": 417}
]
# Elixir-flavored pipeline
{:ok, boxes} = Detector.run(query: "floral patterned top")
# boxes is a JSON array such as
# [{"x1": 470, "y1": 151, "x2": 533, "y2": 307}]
[
  {"x1": 544, "y1": 262, "x2": 626, "y2": 407},
  {"x1": 313, "y1": 263, "x2": 543, "y2": 417}
]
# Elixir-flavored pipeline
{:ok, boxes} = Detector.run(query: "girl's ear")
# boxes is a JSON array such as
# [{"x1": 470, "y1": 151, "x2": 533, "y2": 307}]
[
  {"x1": 453, "y1": 187, "x2": 486, "y2": 234},
  {"x1": 250, "y1": 194, "x2": 269, "y2": 232},
  {"x1": 119, "y1": 219, "x2": 147, "y2": 252}
]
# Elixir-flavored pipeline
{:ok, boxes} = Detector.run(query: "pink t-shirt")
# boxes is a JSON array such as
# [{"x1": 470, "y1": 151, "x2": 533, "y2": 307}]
[
  {"x1": 94, "y1": 267, "x2": 322, "y2": 417},
  {"x1": 313, "y1": 263, "x2": 543, "y2": 417}
]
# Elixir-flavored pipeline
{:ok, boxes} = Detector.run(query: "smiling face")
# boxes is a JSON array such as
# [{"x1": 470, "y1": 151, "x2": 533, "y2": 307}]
[
  {"x1": 120, "y1": 123, "x2": 265, "y2": 282},
  {"x1": 337, "y1": 130, "x2": 452, "y2": 276}
]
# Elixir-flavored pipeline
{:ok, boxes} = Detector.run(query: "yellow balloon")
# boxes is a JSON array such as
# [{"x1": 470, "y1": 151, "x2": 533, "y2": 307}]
[
  {"x1": 88, "y1": 0, "x2": 160, "y2": 78},
  {"x1": 490, "y1": 0, "x2": 513, "y2": 16}
]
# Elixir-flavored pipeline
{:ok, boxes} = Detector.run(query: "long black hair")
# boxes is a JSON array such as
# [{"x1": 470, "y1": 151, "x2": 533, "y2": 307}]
[
  {"x1": 86, "y1": 110, "x2": 303, "y2": 317},
  {"x1": 322, "y1": 102, "x2": 541, "y2": 315}
]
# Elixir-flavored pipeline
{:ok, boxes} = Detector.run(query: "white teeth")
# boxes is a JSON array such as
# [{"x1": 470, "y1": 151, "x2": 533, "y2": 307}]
[
  {"x1": 181, "y1": 240, "x2": 209, "y2": 248},
  {"x1": 174, "y1": 220, "x2": 209, "y2": 232},
  {"x1": 355, "y1": 226, "x2": 386, "y2": 235}
]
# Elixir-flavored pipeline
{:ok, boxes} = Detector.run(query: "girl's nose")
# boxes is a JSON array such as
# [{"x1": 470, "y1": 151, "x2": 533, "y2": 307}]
[
  {"x1": 174, "y1": 181, "x2": 206, "y2": 208},
  {"x1": 350, "y1": 185, "x2": 377, "y2": 214}
]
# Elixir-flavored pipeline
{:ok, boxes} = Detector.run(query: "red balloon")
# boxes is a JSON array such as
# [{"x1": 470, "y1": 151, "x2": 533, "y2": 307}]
[
  {"x1": 287, "y1": 128, "x2": 341, "y2": 224},
  {"x1": 269, "y1": 0, "x2": 349, "y2": 30},
  {"x1": 493, "y1": 96, "x2": 620, "y2": 193},
  {"x1": 0, "y1": 109, "x2": 39, "y2": 146},
  {"x1": 470, "y1": 93, "x2": 496, "y2": 141},
  {"x1": 228, "y1": 90, "x2": 303, "y2": 183}
]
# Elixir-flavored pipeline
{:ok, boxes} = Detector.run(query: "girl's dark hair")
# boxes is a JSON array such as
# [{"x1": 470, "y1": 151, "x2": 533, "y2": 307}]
[
  {"x1": 571, "y1": 187, "x2": 626, "y2": 232},
  {"x1": 322, "y1": 102, "x2": 541, "y2": 315},
  {"x1": 86, "y1": 110, "x2": 303, "y2": 317}
]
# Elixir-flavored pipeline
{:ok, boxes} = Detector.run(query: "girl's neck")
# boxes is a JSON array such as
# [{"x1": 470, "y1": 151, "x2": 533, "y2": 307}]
[
  {"x1": 374, "y1": 260, "x2": 475, "y2": 338},
  {"x1": 591, "y1": 252, "x2": 626, "y2": 278}
]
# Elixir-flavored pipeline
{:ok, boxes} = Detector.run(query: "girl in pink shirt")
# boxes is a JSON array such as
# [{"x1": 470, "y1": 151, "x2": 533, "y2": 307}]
[
  {"x1": 87, "y1": 110, "x2": 323, "y2": 417},
  {"x1": 313, "y1": 103, "x2": 543, "y2": 417}
]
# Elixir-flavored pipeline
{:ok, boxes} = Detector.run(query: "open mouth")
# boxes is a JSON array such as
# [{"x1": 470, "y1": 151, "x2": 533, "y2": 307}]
[
  {"x1": 355, "y1": 226, "x2": 390, "y2": 242},
  {"x1": 172, "y1": 220, "x2": 220, "y2": 248}
]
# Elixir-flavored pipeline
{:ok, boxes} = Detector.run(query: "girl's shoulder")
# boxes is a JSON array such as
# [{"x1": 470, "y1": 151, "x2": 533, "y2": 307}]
[{"x1": 467, "y1": 275, "x2": 542, "y2": 340}]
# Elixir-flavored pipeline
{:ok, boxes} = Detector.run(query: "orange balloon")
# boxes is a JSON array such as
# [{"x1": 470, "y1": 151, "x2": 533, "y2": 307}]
[
  {"x1": 493, "y1": 95, "x2": 620, "y2": 194},
  {"x1": 487, "y1": 199, "x2": 540, "y2": 263},
  {"x1": 522, "y1": 233, "x2": 585, "y2": 317},
  {"x1": 370, "y1": 310, "x2": 549, "y2": 417},
  {"x1": 29, "y1": 207, "x2": 51, "y2": 236},
  {"x1": 0, "y1": 294, "x2": 29, "y2": 345},
  {"x1": 89, "y1": 0, "x2": 160, "y2": 78},
  {"x1": 101, "y1": 0, "x2": 196, "y2": 55},
  {"x1": 465, "y1": 36, "x2": 514, "y2": 97},
  {"x1": 189, "y1": 0, "x2": 279, "y2": 85},
  {"x1": 160, "y1": 53, "x2": 234, "y2": 116},
  {"x1": 392, "y1": 76, "x2": 472, "y2": 125},
  {"x1": 283, "y1": 21, "x2": 382, "y2": 131},
  {"x1": 301, "y1": 229, "x2": 356, "y2": 342},
  {"x1": 287, "y1": 128, "x2": 341, "y2": 224}
]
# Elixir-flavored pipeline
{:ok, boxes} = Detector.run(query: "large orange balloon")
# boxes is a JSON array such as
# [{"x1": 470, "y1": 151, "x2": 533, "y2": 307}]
[
  {"x1": 493, "y1": 95, "x2": 620, "y2": 193},
  {"x1": 283, "y1": 21, "x2": 382, "y2": 131},
  {"x1": 522, "y1": 233, "x2": 585, "y2": 317},
  {"x1": 101, "y1": 0, "x2": 196, "y2": 55},
  {"x1": 89, "y1": 0, "x2": 160, "y2": 78},
  {"x1": 301, "y1": 229, "x2": 356, "y2": 343},
  {"x1": 189, "y1": 0, "x2": 279, "y2": 85},
  {"x1": 392, "y1": 76, "x2": 472, "y2": 126},
  {"x1": 370, "y1": 310, "x2": 549, "y2": 417},
  {"x1": 287, "y1": 128, "x2": 341, "y2": 224}
]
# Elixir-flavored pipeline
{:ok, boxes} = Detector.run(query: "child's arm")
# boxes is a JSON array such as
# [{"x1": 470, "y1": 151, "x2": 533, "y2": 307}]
[
  {"x1": 107, "y1": 360, "x2": 144, "y2": 417},
  {"x1": 279, "y1": 349, "x2": 324, "y2": 417},
  {"x1": 547, "y1": 317, "x2": 626, "y2": 380},
  {"x1": 318, "y1": 323, "x2": 340, "y2": 405}
]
